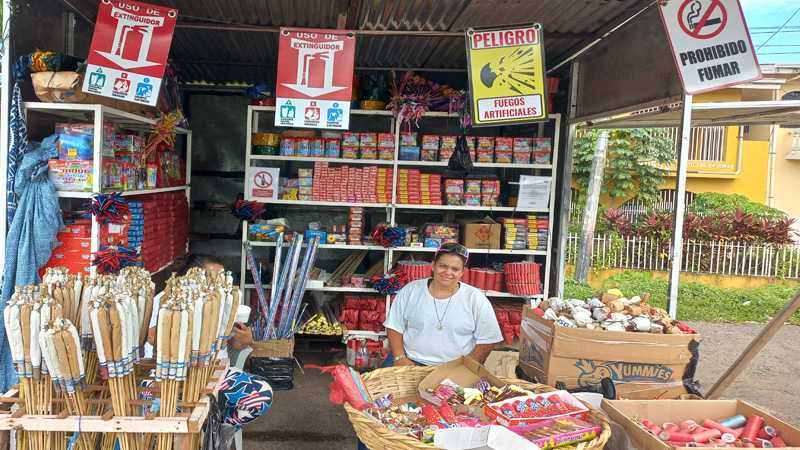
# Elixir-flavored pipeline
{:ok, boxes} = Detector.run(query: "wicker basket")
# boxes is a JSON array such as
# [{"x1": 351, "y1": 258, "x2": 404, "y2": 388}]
[
  {"x1": 250, "y1": 338, "x2": 295, "y2": 358},
  {"x1": 344, "y1": 366, "x2": 612, "y2": 450}
]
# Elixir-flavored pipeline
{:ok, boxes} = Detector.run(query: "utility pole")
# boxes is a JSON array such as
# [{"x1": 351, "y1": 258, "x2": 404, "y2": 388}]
[{"x1": 574, "y1": 130, "x2": 608, "y2": 284}]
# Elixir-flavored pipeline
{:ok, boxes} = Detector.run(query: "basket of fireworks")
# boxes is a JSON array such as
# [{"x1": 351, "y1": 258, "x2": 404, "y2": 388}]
[{"x1": 343, "y1": 366, "x2": 612, "y2": 450}]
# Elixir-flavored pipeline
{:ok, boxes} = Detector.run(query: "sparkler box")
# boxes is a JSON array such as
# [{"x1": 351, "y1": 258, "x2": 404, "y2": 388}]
[
  {"x1": 519, "y1": 306, "x2": 700, "y2": 399},
  {"x1": 250, "y1": 338, "x2": 295, "y2": 358},
  {"x1": 602, "y1": 399, "x2": 800, "y2": 450},
  {"x1": 418, "y1": 356, "x2": 505, "y2": 405}
]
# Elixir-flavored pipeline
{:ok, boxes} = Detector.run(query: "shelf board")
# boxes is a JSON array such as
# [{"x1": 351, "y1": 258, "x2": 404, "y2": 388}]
[
  {"x1": 243, "y1": 283, "x2": 375, "y2": 293},
  {"x1": 343, "y1": 330, "x2": 387, "y2": 340},
  {"x1": 394, "y1": 160, "x2": 553, "y2": 169},
  {"x1": 55, "y1": 186, "x2": 190, "y2": 199},
  {"x1": 251, "y1": 105, "x2": 394, "y2": 117},
  {"x1": 24, "y1": 102, "x2": 190, "y2": 134},
  {"x1": 261, "y1": 199, "x2": 390, "y2": 208},
  {"x1": 249, "y1": 155, "x2": 395, "y2": 165},
  {"x1": 482, "y1": 291, "x2": 544, "y2": 299},
  {"x1": 249, "y1": 155, "x2": 551, "y2": 170},
  {"x1": 394, "y1": 204, "x2": 548, "y2": 213},
  {"x1": 247, "y1": 241, "x2": 387, "y2": 251},
  {"x1": 393, "y1": 246, "x2": 546, "y2": 255}
]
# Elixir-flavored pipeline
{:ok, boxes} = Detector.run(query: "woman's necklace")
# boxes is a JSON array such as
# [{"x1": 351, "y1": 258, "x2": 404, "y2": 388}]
[{"x1": 431, "y1": 285, "x2": 457, "y2": 331}]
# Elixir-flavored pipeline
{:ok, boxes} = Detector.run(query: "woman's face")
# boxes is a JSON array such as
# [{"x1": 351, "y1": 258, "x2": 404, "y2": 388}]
[
  {"x1": 205, "y1": 262, "x2": 224, "y2": 273},
  {"x1": 431, "y1": 253, "x2": 465, "y2": 290}
]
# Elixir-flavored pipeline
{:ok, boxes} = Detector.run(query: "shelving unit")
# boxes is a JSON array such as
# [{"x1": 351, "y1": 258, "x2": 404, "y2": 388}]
[
  {"x1": 240, "y1": 105, "x2": 559, "y2": 338},
  {"x1": 24, "y1": 103, "x2": 192, "y2": 275}
]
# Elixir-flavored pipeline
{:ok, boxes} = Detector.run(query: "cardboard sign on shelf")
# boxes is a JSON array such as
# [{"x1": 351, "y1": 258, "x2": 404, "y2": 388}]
[
  {"x1": 275, "y1": 27, "x2": 356, "y2": 130},
  {"x1": 658, "y1": 0, "x2": 762, "y2": 94},
  {"x1": 82, "y1": 0, "x2": 177, "y2": 106},
  {"x1": 249, "y1": 167, "x2": 280, "y2": 200},
  {"x1": 465, "y1": 23, "x2": 548, "y2": 126}
]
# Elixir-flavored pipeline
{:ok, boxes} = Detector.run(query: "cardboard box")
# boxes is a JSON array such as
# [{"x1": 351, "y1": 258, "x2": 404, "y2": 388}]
[
  {"x1": 250, "y1": 338, "x2": 295, "y2": 358},
  {"x1": 484, "y1": 390, "x2": 589, "y2": 427},
  {"x1": 31, "y1": 71, "x2": 157, "y2": 118},
  {"x1": 484, "y1": 350, "x2": 519, "y2": 379},
  {"x1": 519, "y1": 306, "x2": 699, "y2": 399},
  {"x1": 458, "y1": 216, "x2": 501, "y2": 250},
  {"x1": 418, "y1": 356, "x2": 506, "y2": 404},
  {"x1": 602, "y1": 399, "x2": 800, "y2": 450},
  {"x1": 434, "y1": 425, "x2": 540, "y2": 450}
]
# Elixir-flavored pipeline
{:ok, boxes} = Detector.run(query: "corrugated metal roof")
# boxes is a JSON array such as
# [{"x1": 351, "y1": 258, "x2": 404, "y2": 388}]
[{"x1": 57, "y1": 0, "x2": 653, "y2": 85}]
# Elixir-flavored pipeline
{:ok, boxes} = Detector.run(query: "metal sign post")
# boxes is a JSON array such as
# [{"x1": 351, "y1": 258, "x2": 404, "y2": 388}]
[{"x1": 667, "y1": 93, "x2": 693, "y2": 318}]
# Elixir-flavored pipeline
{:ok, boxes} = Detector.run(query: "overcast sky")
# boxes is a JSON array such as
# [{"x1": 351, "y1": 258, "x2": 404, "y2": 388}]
[{"x1": 740, "y1": 0, "x2": 800, "y2": 64}]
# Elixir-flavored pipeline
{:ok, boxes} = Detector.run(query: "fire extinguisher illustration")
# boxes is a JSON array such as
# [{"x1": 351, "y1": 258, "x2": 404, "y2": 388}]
[{"x1": 307, "y1": 53, "x2": 328, "y2": 88}]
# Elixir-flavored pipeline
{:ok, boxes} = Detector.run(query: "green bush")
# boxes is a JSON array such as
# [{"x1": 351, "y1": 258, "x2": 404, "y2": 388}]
[{"x1": 562, "y1": 271, "x2": 800, "y2": 324}]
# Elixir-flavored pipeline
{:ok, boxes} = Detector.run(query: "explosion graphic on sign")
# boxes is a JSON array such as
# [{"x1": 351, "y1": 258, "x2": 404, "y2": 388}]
[{"x1": 479, "y1": 47, "x2": 539, "y2": 95}]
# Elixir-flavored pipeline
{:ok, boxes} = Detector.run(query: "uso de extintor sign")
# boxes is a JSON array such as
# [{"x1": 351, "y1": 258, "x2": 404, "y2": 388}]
[
  {"x1": 82, "y1": 0, "x2": 177, "y2": 106},
  {"x1": 466, "y1": 23, "x2": 548, "y2": 126},
  {"x1": 659, "y1": 0, "x2": 761, "y2": 94},
  {"x1": 275, "y1": 28, "x2": 356, "y2": 130}
]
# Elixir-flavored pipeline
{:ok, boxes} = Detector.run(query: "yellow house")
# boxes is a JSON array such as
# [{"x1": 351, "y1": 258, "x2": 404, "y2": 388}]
[{"x1": 572, "y1": 63, "x2": 800, "y2": 228}]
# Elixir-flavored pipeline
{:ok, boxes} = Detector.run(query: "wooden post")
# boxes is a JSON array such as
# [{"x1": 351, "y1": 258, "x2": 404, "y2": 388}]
[
  {"x1": 574, "y1": 130, "x2": 608, "y2": 284},
  {"x1": 706, "y1": 287, "x2": 800, "y2": 399}
]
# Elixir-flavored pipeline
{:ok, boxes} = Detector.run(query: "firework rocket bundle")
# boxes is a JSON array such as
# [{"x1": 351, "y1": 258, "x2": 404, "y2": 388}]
[
  {"x1": 250, "y1": 232, "x2": 321, "y2": 340},
  {"x1": 4, "y1": 284, "x2": 97, "y2": 449},
  {"x1": 152, "y1": 267, "x2": 238, "y2": 450},
  {"x1": 41, "y1": 267, "x2": 83, "y2": 326}
]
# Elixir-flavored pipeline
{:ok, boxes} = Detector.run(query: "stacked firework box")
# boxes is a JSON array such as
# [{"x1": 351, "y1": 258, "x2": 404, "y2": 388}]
[
  {"x1": 126, "y1": 202, "x2": 144, "y2": 249},
  {"x1": 278, "y1": 169, "x2": 313, "y2": 201},
  {"x1": 39, "y1": 223, "x2": 93, "y2": 277},
  {"x1": 528, "y1": 214, "x2": 549, "y2": 251},
  {"x1": 348, "y1": 207, "x2": 364, "y2": 245},
  {"x1": 138, "y1": 192, "x2": 190, "y2": 272},
  {"x1": 437, "y1": 135, "x2": 458, "y2": 162},
  {"x1": 312, "y1": 162, "x2": 392, "y2": 203},
  {"x1": 500, "y1": 217, "x2": 529, "y2": 250}
]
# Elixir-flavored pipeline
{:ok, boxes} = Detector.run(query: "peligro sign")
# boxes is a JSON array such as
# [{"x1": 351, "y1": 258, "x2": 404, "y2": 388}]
[{"x1": 465, "y1": 23, "x2": 548, "y2": 126}]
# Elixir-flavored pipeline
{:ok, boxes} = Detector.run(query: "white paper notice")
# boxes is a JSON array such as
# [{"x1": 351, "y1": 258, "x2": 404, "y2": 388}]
[
  {"x1": 433, "y1": 426, "x2": 541, "y2": 450},
  {"x1": 517, "y1": 175, "x2": 552, "y2": 209}
]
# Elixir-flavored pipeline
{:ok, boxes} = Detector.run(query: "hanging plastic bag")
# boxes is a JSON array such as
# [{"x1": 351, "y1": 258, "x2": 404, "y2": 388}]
[
  {"x1": 203, "y1": 393, "x2": 234, "y2": 450},
  {"x1": 306, "y1": 364, "x2": 374, "y2": 410},
  {"x1": 249, "y1": 357, "x2": 296, "y2": 390},
  {"x1": 448, "y1": 135, "x2": 474, "y2": 172}
]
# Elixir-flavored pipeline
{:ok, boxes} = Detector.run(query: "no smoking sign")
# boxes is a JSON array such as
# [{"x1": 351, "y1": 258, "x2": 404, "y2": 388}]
[
  {"x1": 678, "y1": 0, "x2": 726, "y2": 39},
  {"x1": 659, "y1": 0, "x2": 761, "y2": 94}
]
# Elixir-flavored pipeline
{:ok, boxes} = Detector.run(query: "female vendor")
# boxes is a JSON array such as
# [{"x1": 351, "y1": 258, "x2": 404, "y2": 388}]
[
  {"x1": 383, "y1": 242, "x2": 503, "y2": 366},
  {"x1": 145, "y1": 252, "x2": 273, "y2": 429}
]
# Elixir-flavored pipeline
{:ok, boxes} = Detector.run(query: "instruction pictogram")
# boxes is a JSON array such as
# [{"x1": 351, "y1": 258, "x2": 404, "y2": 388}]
[
  {"x1": 679, "y1": 0, "x2": 727, "y2": 39},
  {"x1": 253, "y1": 171, "x2": 273, "y2": 188}
]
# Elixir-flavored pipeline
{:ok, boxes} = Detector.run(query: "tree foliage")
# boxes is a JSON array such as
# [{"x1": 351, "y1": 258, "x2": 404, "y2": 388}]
[
  {"x1": 687, "y1": 192, "x2": 787, "y2": 221},
  {"x1": 573, "y1": 129, "x2": 677, "y2": 207}
]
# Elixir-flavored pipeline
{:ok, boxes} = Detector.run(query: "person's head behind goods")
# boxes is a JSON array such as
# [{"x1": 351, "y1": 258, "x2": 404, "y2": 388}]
[
  {"x1": 168, "y1": 252, "x2": 224, "y2": 276},
  {"x1": 431, "y1": 242, "x2": 469, "y2": 290}
]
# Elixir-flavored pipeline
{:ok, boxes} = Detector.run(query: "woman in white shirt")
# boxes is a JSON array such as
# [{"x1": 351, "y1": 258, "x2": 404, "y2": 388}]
[{"x1": 383, "y1": 242, "x2": 503, "y2": 366}]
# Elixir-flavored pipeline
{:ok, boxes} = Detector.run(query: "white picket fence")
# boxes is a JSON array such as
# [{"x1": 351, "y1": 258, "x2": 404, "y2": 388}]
[{"x1": 566, "y1": 233, "x2": 800, "y2": 279}]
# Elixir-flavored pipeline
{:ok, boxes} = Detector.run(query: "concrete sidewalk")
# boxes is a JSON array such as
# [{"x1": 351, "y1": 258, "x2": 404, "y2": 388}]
[{"x1": 240, "y1": 343, "x2": 358, "y2": 449}]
